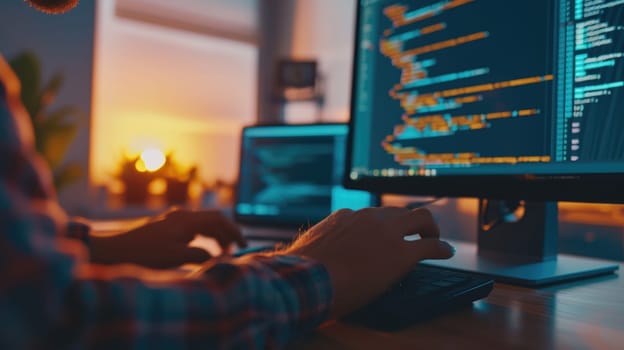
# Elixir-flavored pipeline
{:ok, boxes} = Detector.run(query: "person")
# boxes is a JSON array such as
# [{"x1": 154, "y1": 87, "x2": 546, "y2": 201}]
[{"x1": 0, "y1": 0, "x2": 455, "y2": 348}]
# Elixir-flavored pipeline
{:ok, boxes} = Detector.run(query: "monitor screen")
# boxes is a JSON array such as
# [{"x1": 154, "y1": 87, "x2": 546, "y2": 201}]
[
  {"x1": 236, "y1": 124, "x2": 376, "y2": 227},
  {"x1": 346, "y1": 0, "x2": 624, "y2": 203}
]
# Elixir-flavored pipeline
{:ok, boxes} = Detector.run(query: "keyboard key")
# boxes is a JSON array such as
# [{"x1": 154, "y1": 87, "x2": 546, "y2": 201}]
[
  {"x1": 445, "y1": 276, "x2": 468, "y2": 283},
  {"x1": 431, "y1": 280, "x2": 455, "y2": 288}
]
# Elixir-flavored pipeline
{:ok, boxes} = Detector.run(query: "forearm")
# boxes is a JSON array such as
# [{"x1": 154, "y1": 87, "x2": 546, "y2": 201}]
[
  {"x1": 58, "y1": 255, "x2": 333, "y2": 349},
  {"x1": 66, "y1": 218, "x2": 115, "y2": 264},
  {"x1": 70, "y1": 222, "x2": 138, "y2": 266}
]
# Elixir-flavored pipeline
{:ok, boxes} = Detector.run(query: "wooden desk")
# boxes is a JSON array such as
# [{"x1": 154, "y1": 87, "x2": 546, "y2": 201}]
[{"x1": 291, "y1": 267, "x2": 624, "y2": 349}]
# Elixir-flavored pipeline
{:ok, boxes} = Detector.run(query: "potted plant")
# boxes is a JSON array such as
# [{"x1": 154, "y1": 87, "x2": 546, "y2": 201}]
[
  {"x1": 115, "y1": 154, "x2": 155, "y2": 205},
  {"x1": 9, "y1": 51, "x2": 85, "y2": 191},
  {"x1": 159, "y1": 154, "x2": 197, "y2": 204}
]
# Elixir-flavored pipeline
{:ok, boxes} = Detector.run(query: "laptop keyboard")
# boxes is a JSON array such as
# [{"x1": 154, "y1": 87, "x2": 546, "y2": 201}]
[{"x1": 344, "y1": 265, "x2": 494, "y2": 330}]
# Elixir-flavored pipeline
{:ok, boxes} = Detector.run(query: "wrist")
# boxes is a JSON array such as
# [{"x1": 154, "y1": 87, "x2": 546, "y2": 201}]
[
  {"x1": 66, "y1": 220, "x2": 91, "y2": 245},
  {"x1": 248, "y1": 254, "x2": 334, "y2": 328}
]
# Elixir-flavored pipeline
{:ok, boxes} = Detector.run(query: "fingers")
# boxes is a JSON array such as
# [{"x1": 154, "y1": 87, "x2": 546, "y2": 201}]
[
  {"x1": 405, "y1": 208, "x2": 440, "y2": 239},
  {"x1": 169, "y1": 209, "x2": 247, "y2": 249},
  {"x1": 328, "y1": 207, "x2": 440, "y2": 240},
  {"x1": 369, "y1": 207, "x2": 440, "y2": 239},
  {"x1": 181, "y1": 247, "x2": 212, "y2": 264},
  {"x1": 402, "y1": 238, "x2": 455, "y2": 262},
  {"x1": 204, "y1": 213, "x2": 247, "y2": 249}
]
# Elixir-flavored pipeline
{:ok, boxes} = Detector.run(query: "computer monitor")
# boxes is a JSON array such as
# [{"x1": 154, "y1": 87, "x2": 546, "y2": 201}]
[
  {"x1": 235, "y1": 123, "x2": 377, "y2": 228},
  {"x1": 346, "y1": 0, "x2": 622, "y2": 285}
]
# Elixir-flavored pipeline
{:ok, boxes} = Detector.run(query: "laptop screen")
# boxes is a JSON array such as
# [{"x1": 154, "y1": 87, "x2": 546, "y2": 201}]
[{"x1": 235, "y1": 124, "x2": 377, "y2": 227}]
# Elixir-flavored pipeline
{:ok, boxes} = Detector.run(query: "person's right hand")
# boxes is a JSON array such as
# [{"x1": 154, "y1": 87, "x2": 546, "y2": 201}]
[{"x1": 283, "y1": 207, "x2": 455, "y2": 318}]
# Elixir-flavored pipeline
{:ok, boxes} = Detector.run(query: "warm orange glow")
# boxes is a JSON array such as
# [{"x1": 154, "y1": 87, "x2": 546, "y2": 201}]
[
  {"x1": 90, "y1": 1, "x2": 256, "y2": 190},
  {"x1": 134, "y1": 158, "x2": 148, "y2": 173},
  {"x1": 456, "y1": 198, "x2": 479, "y2": 215},
  {"x1": 148, "y1": 178, "x2": 167, "y2": 195},
  {"x1": 188, "y1": 180, "x2": 203, "y2": 200},
  {"x1": 109, "y1": 179, "x2": 125, "y2": 195},
  {"x1": 90, "y1": 111, "x2": 247, "y2": 187},
  {"x1": 140, "y1": 148, "x2": 166, "y2": 172}
]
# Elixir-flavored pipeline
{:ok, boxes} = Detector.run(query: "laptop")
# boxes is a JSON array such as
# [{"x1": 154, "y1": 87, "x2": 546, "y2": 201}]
[{"x1": 234, "y1": 123, "x2": 378, "y2": 243}]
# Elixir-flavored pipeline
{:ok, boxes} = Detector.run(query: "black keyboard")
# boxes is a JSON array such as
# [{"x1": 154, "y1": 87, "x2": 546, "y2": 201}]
[{"x1": 344, "y1": 265, "x2": 494, "y2": 330}]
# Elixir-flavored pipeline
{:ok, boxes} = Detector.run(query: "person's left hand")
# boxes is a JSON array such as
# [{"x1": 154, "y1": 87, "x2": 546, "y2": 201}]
[{"x1": 90, "y1": 209, "x2": 247, "y2": 269}]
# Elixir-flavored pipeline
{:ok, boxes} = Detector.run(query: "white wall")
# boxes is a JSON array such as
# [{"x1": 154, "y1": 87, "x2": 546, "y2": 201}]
[
  {"x1": 91, "y1": 0, "x2": 257, "y2": 190},
  {"x1": 284, "y1": 0, "x2": 356, "y2": 123}
]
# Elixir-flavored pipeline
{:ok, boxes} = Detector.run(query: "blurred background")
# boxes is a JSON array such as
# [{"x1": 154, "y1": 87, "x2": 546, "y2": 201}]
[{"x1": 1, "y1": 0, "x2": 622, "y2": 260}]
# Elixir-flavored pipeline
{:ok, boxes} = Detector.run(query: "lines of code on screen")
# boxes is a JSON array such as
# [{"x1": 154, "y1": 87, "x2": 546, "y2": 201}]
[
  {"x1": 350, "y1": 0, "x2": 624, "y2": 178},
  {"x1": 237, "y1": 136, "x2": 336, "y2": 223}
]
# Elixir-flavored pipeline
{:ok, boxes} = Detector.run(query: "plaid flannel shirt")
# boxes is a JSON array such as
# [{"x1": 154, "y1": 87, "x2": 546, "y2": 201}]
[{"x1": 0, "y1": 55, "x2": 332, "y2": 349}]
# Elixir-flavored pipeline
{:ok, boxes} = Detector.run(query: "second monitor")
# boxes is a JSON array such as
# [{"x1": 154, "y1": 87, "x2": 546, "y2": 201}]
[{"x1": 235, "y1": 123, "x2": 376, "y2": 229}]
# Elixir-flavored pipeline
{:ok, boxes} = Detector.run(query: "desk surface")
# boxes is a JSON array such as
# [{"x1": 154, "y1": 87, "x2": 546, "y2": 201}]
[
  {"x1": 291, "y1": 266, "x2": 624, "y2": 350},
  {"x1": 93, "y1": 218, "x2": 622, "y2": 348}
]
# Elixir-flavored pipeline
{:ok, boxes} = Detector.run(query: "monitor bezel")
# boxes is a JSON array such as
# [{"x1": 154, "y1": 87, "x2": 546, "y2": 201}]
[{"x1": 344, "y1": 1, "x2": 624, "y2": 204}]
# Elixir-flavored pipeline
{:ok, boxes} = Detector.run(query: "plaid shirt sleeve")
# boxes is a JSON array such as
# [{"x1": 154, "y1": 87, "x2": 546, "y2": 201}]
[
  {"x1": 60, "y1": 256, "x2": 332, "y2": 349},
  {"x1": 1, "y1": 56, "x2": 333, "y2": 349}
]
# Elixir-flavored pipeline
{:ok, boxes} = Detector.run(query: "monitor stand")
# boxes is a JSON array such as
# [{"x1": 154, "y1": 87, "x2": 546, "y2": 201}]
[{"x1": 421, "y1": 199, "x2": 619, "y2": 286}]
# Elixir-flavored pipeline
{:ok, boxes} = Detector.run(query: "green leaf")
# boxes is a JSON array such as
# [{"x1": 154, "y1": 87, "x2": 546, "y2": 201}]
[
  {"x1": 40, "y1": 124, "x2": 79, "y2": 170},
  {"x1": 9, "y1": 50, "x2": 86, "y2": 189},
  {"x1": 54, "y1": 163, "x2": 83, "y2": 192},
  {"x1": 39, "y1": 105, "x2": 85, "y2": 128},
  {"x1": 39, "y1": 73, "x2": 64, "y2": 111},
  {"x1": 34, "y1": 106, "x2": 85, "y2": 156},
  {"x1": 8, "y1": 51, "x2": 42, "y2": 119}
]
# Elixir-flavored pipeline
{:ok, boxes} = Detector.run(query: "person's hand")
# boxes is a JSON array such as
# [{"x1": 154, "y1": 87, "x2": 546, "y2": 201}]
[
  {"x1": 91, "y1": 209, "x2": 247, "y2": 269},
  {"x1": 283, "y1": 207, "x2": 455, "y2": 318}
]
